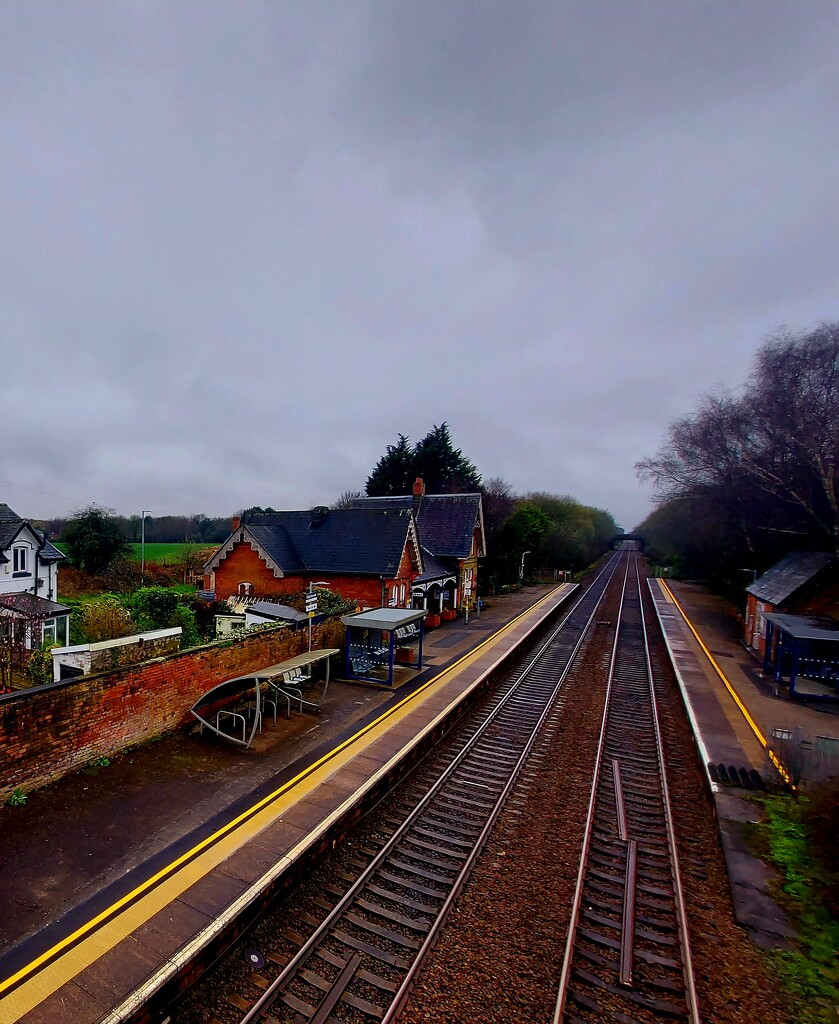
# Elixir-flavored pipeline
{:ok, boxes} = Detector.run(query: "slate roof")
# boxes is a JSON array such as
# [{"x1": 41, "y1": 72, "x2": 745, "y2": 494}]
[
  {"x1": 351, "y1": 493, "x2": 482, "y2": 559},
  {"x1": 414, "y1": 546, "x2": 457, "y2": 584},
  {"x1": 747, "y1": 551, "x2": 835, "y2": 607},
  {"x1": 0, "y1": 503, "x2": 65, "y2": 562},
  {"x1": 246, "y1": 601, "x2": 308, "y2": 623},
  {"x1": 233, "y1": 508, "x2": 417, "y2": 577}
]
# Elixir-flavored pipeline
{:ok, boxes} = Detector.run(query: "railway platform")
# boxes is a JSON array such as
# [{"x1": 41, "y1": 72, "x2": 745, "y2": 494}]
[
  {"x1": 0, "y1": 583, "x2": 576, "y2": 1024},
  {"x1": 646, "y1": 577, "x2": 838, "y2": 948}
]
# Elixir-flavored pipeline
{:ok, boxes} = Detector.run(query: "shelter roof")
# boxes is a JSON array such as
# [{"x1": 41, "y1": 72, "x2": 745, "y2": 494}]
[
  {"x1": 0, "y1": 593, "x2": 70, "y2": 618},
  {"x1": 764, "y1": 612, "x2": 839, "y2": 642},
  {"x1": 341, "y1": 607, "x2": 427, "y2": 631},
  {"x1": 747, "y1": 551, "x2": 835, "y2": 606},
  {"x1": 248, "y1": 649, "x2": 341, "y2": 676}
]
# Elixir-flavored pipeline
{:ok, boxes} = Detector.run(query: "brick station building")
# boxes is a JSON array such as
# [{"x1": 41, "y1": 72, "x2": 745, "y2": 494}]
[{"x1": 202, "y1": 505, "x2": 423, "y2": 609}]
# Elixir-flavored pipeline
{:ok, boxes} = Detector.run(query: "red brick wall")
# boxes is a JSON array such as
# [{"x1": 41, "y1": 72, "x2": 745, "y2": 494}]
[
  {"x1": 212, "y1": 542, "x2": 279, "y2": 596},
  {"x1": 209, "y1": 541, "x2": 412, "y2": 608},
  {"x1": 0, "y1": 618, "x2": 344, "y2": 802}
]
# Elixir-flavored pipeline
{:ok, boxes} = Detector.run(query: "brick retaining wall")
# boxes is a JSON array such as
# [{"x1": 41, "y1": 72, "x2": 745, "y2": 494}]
[{"x1": 0, "y1": 618, "x2": 344, "y2": 802}]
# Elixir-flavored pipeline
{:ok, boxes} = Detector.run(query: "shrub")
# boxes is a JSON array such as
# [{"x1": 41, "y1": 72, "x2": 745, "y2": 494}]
[
  {"x1": 28, "y1": 641, "x2": 58, "y2": 687},
  {"x1": 82, "y1": 597, "x2": 133, "y2": 642},
  {"x1": 127, "y1": 587, "x2": 178, "y2": 630},
  {"x1": 172, "y1": 604, "x2": 201, "y2": 649}
]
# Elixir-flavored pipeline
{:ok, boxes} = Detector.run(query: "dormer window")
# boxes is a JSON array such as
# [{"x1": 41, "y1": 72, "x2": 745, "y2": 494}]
[{"x1": 13, "y1": 546, "x2": 28, "y2": 575}]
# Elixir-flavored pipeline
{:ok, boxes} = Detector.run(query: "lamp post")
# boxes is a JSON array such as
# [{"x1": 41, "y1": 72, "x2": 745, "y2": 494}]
[
  {"x1": 141, "y1": 511, "x2": 151, "y2": 585},
  {"x1": 520, "y1": 550, "x2": 531, "y2": 584}
]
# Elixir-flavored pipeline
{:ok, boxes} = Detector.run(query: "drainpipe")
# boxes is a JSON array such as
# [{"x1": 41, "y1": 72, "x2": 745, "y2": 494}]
[{"x1": 34, "y1": 531, "x2": 47, "y2": 598}]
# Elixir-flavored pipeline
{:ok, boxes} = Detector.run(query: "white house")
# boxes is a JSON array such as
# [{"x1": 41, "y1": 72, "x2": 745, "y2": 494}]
[{"x1": 0, "y1": 504, "x2": 70, "y2": 665}]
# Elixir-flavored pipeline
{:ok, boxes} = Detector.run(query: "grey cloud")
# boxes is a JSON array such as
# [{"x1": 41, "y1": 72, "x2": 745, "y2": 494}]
[{"x1": 1, "y1": 2, "x2": 838, "y2": 531}]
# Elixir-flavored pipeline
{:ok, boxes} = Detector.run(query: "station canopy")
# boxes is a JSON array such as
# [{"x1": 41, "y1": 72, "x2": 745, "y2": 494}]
[
  {"x1": 763, "y1": 612, "x2": 839, "y2": 702},
  {"x1": 764, "y1": 613, "x2": 839, "y2": 643},
  {"x1": 341, "y1": 608, "x2": 427, "y2": 631}
]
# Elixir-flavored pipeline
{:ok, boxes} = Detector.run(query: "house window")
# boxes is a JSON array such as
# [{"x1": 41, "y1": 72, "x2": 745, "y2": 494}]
[
  {"x1": 238, "y1": 582, "x2": 254, "y2": 596},
  {"x1": 13, "y1": 546, "x2": 28, "y2": 575}
]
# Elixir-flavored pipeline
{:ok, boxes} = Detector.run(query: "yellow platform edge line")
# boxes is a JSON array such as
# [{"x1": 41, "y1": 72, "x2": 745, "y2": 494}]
[
  {"x1": 0, "y1": 584, "x2": 573, "y2": 1005},
  {"x1": 658, "y1": 580, "x2": 791, "y2": 788}
]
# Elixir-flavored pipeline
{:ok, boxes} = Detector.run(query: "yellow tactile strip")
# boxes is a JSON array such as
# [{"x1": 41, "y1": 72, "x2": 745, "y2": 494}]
[
  {"x1": 1, "y1": 584, "x2": 575, "y2": 1024},
  {"x1": 654, "y1": 580, "x2": 790, "y2": 787}
]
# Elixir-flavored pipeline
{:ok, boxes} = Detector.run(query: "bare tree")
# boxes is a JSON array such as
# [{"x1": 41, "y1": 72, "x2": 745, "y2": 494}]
[{"x1": 638, "y1": 322, "x2": 839, "y2": 558}]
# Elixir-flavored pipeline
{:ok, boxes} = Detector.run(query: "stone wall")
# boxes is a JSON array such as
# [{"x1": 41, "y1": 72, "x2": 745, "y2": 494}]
[
  {"x1": 0, "y1": 617, "x2": 344, "y2": 802},
  {"x1": 51, "y1": 628, "x2": 183, "y2": 681}
]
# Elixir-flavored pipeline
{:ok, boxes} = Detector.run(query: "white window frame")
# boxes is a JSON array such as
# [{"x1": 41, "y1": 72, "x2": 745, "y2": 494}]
[{"x1": 13, "y1": 546, "x2": 28, "y2": 574}]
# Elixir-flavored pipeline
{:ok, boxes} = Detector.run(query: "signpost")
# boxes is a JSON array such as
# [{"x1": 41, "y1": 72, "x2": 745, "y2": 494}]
[{"x1": 306, "y1": 591, "x2": 318, "y2": 652}]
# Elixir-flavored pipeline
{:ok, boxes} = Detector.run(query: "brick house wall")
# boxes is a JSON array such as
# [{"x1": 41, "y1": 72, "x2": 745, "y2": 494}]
[
  {"x1": 209, "y1": 539, "x2": 416, "y2": 609},
  {"x1": 0, "y1": 617, "x2": 344, "y2": 802}
]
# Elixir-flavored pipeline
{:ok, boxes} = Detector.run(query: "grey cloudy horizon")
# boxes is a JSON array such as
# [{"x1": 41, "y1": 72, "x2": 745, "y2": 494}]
[{"x1": 2, "y1": 1, "x2": 838, "y2": 531}]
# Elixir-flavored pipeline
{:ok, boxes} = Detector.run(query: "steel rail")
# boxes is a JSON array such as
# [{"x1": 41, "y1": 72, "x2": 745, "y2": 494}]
[
  {"x1": 636, "y1": 567, "x2": 702, "y2": 1024},
  {"x1": 379, "y1": 553, "x2": 629, "y2": 1023},
  {"x1": 235, "y1": 551, "x2": 626, "y2": 1024},
  {"x1": 551, "y1": 553, "x2": 701, "y2": 1024},
  {"x1": 551, "y1": 554, "x2": 632, "y2": 1022}
]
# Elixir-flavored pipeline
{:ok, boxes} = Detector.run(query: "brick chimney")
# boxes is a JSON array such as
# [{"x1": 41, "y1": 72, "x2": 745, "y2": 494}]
[
  {"x1": 231, "y1": 515, "x2": 241, "y2": 532},
  {"x1": 412, "y1": 477, "x2": 425, "y2": 514}
]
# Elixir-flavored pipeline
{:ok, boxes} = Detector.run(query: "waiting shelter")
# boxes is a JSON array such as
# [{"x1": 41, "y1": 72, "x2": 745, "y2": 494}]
[
  {"x1": 763, "y1": 612, "x2": 839, "y2": 702},
  {"x1": 189, "y1": 648, "x2": 340, "y2": 747},
  {"x1": 341, "y1": 607, "x2": 426, "y2": 686}
]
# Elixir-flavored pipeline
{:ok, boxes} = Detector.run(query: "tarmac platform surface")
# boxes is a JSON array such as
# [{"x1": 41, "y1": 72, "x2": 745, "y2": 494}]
[
  {"x1": 0, "y1": 583, "x2": 575, "y2": 1024},
  {"x1": 649, "y1": 577, "x2": 838, "y2": 948}
]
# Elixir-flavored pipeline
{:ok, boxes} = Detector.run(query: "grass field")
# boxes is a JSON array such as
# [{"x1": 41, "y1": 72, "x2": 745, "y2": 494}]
[
  {"x1": 126, "y1": 542, "x2": 214, "y2": 564},
  {"x1": 53, "y1": 541, "x2": 214, "y2": 564}
]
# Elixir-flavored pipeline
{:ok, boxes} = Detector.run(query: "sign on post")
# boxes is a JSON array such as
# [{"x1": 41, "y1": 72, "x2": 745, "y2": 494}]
[{"x1": 306, "y1": 593, "x2": 318, "y2": 614}]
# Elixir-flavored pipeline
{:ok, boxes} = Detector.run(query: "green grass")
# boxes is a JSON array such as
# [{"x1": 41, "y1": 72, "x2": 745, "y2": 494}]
[
  {"x1": 127, "y1": 542, "x2": 212, "y2": 564},
  {"x1": 53, "y1": 542, "x2": 213, "y2": 564},
  {"x1": 753, "y1": 794, "x2": 839, "y2": 1023}
]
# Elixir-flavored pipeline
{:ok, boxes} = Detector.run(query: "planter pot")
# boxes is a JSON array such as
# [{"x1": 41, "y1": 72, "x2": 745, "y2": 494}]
[
  {"x1": 441, "y1": 609, "x2": 457, "y2": 621},
  {"x1": 425, "y1": 614, "x2": 441, "y2": 628}
]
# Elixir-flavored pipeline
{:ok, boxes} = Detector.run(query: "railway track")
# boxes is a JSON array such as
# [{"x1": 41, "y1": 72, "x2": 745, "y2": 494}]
[
  {"x1": 552, "y1": 555, "x2": 700, "y2": 1024},
  {"x1": 206, "y1": 552, "x2": 626, "y2": 1024}
]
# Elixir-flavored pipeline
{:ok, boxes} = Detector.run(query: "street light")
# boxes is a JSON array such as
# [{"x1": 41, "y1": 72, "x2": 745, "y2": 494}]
[
  {"x1": 520, "y1": 550, "x2": 531, "y2": 584},
  {"x1": 141, "y1": 511, "x2": 151, "y2": 585}
]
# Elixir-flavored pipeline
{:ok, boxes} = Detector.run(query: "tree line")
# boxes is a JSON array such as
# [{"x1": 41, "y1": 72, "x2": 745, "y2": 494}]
[
  {"x1": 41, "y1": 512, "x2": 231, "y2": 548},
  {"x1": 46, "y1": 421, "x2": 619, "y2": 588},
  {"x1": 355, "y1": 422, "x2": 619, "y2": 584},
  {"x1": 637, "y1": 322, "x2": 839, "y2": 594}
]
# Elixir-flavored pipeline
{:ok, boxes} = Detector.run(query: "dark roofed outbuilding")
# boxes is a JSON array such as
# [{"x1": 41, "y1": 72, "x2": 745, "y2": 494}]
[{"x1": 747, "y1": 551, "x2": 835, "y2": 606}]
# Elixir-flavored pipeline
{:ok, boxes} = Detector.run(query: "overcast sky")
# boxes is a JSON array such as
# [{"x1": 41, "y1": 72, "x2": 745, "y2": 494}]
[{"x1": 2, "y1": 2, "x2": 838, "y2": 531}]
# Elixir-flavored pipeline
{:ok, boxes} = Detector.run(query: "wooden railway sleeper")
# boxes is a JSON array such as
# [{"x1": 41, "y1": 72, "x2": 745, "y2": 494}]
[
  {"x1": 313, "y1": 946, "x2": 399, "y2": 993},
  {"x1": 298, "y1": 962, "x2": 385, "y2": 1020}
]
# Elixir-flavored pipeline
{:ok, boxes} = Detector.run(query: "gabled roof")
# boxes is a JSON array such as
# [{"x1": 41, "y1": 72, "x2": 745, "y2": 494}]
[
  {"x1": 0, "y1": 503, "x2": 65, "y2": 562},
  {"x1": 414, "y1": 546, "x2": 457, "y2": 584},
  {"x1": 747, "y1": 551, "x2": 835, "y2": 606},
  {"x1": 351, "y1": 493, "x2": 484, "y2": 560},
  {"x1": 205, "y1": 507, "x2": 422, "y2": 579}
]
